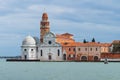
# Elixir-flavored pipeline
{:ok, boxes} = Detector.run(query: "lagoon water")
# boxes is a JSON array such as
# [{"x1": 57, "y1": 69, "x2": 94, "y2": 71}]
[{"x1": 0, "y1": 60, "x2": 120, "y2": 80}]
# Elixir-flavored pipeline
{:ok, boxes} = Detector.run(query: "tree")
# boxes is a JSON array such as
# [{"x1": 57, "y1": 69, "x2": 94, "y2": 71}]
[
  {"x1": 83, "y1": 39, "x2": 87, "y2": 43},
  {"x1": 92, "y1": 38, "x2": 95, "y2": 42}
]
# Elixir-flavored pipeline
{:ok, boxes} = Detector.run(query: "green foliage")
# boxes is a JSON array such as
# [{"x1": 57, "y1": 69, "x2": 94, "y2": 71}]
[
  {"x1": 92, "y1": 38, "x2": 95, "y2": 42},
  {"x1": 83, "y1": 39, "x2": 87, "y2": 43}
]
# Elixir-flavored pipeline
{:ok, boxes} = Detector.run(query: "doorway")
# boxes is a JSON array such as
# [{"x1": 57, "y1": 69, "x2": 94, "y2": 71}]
[
  {"x1": 81, "y1": 56, "x2": 87, "y2": 61},
  {"x1": 24, "y1": 55, "x2": 27, "y2": 60},
  {"x1": 63, "y1": 54, "x2": 66, "y2": 60},
  {"x1": 49, "y1": 55, "x2": 52, "y2": 60}
]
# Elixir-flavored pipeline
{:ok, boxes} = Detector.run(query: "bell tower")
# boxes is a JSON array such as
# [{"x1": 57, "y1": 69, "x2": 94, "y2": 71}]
[{"x1": 40, "y1": 12, "x2": 50, "y2": 42}]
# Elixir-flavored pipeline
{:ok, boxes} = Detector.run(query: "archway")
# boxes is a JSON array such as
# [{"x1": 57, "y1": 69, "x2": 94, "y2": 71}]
[
  {"x1": 81, "y1": 56, "x2": 87, "y2": 61},
  {"x1": 48, "y1": 55, "x2": 52, "y2": 60},
  {"x1": 94, "y1": 56, "x2": 99, "y2": 61}
]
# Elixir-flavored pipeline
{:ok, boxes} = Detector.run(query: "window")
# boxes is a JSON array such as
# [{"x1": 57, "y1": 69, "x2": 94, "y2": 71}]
[
  {"x1": 69, "y1": 48, "x2": 71, "y2": 51},
  {"x1": 36, "y1": 47, "x2": 38, "y2": 52},
  {"x1": 90, "y1": 48, "x2": 92, "y2": 51},
  {"x1": 73, "y1": 54, "x2": 75, "y2": 58},
  {"x1": 69, "y1": 55, "x2": 71, "y2": 57},
  {"x1": 31, "y1": 49, "x2": 34, "y2": 51},
  {"x1": 71, "y1": 54, "x2": 73, "y2": 57},
  {"x1": 58, "y1": 49, "x2": 60, "y2": 56},
  {"x1": 78, "y1": 48, "x2": 81, "y2": 51},
  {"x1": 73, "y1": 48, "x2": 75, "y2": 52},
  {"x1": 24, "y1": 49, "x2": 27, "y2": 51},
  {"x1": 41, "y1": 50, "x2": 43, "y2": 56},
  {"x1": 85, "y1": 48, "x2": 87, "y2": 51},
  {"x1": 48, "y1": 41, "x2": 52, "y2": 44},
  {"x1": 96, "y1": 48, "x2": 98, "y2": 51}
]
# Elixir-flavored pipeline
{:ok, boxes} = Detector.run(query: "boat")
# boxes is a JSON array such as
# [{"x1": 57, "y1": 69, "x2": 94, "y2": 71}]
[{"x1": 104, "y1": 58, "x2": 108, "y2": 64}]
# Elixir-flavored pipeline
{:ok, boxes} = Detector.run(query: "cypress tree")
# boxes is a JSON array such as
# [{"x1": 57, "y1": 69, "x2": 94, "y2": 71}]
[
  {"x1": 92, "y1": 38, "x2": 95, "y2": 42},
  {"x1": 83, "y1": 39, "x2": 87, "y2": 43}
]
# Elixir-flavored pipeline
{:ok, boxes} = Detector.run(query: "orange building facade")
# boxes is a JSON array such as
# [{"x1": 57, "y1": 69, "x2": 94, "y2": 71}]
[
  {"x1": 75, "y1": 42, "x2": 101, "y2": 61},
  {"x1": 61, "y1": 42, "x2": 76, "y2": 61}
]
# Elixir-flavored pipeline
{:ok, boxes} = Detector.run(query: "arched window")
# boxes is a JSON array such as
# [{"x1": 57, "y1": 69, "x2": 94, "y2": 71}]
[
  {"x1": 41, "y1": 50, "x2": 43, "y2": 56},
  {"x1": 58, "y1": 49, "x2": 60, "y2": 56}
]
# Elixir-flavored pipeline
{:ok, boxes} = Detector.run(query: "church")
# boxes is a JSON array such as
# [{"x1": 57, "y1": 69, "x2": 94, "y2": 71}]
[
  {"x1": 21, "y1": 12, "x2": 120, "y2": 62},
  {"x1": 21, "y1": 12, "x2": 64, "y2": 61}
]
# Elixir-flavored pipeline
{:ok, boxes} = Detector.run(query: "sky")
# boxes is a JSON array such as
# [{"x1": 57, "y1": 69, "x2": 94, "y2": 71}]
[{"x1": 0, "y1": 0, "x2": 120, "y2": 56}]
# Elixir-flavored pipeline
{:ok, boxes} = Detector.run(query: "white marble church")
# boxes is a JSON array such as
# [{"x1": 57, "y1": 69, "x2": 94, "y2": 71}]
[{"x1": 21, "y1": 12, "x2": 63, "y2": 61}]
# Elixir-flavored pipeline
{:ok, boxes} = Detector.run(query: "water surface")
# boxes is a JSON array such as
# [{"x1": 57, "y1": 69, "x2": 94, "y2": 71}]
[{"x1": 0, "y1": 60, "x2": 120, "y2": 80}]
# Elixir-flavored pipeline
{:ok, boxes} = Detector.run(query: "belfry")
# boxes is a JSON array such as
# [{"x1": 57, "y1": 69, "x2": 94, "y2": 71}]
[{"x1": 40, "y1": 13, "x2": 50, "y2": 42}]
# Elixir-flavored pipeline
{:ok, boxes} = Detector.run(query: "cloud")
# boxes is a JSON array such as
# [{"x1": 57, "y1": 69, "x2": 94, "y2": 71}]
[{"x1": 0, "y1": 0, "x2": 120, "y2": 56}]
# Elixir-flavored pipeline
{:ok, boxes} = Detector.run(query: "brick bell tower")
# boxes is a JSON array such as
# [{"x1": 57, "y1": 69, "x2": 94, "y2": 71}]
[{"x1": 40, "y1": 12, "x2": 50, "y2": 42}]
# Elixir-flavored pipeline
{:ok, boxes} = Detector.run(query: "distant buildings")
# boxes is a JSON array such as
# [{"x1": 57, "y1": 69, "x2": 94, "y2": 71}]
[{"x1": 21, "y1": 12, "x2": 120, "y2": 61}]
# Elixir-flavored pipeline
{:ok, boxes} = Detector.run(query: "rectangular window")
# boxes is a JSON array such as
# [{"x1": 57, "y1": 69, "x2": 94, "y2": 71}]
[
  {"x1": 41, "y1": 50, "x2": 43, "y2": 56},
  {"x1": 71, "y1": 54, "x2": 73, "y2": 58},
  {"x1": 85, "y1": 48, "x2": 87, "y2": 51},
  {"x1": 78, "y1": 48, "x2": 81, "y2": 51},
  {"x1": 73, "y1": 54, "x2": 75, "y2": 58},
  {"x1": 36, "y1": 47, "x2": 38, "y2": 52},
  {"x1": 90, "y1": 48, "x2": 92, "y2": 51},
  {"x1": 96, "y1": 48, "x2": 98, "y2": 51},
  {"x1": 69, "y1": 55, "x2": 71, "y2": 58},
  {"x1": 73, "y1": 48, "x2": 75, "y2": 52},
  {"x1": 58, "y1": 49, "x2": 60, "y2": 56},
  {"x1": 69, "y1": 48, "x2": 71, "y2": 51}
]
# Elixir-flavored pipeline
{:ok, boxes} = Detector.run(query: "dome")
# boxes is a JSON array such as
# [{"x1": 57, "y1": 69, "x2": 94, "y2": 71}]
[
  {"x1": 22, "y1": 36, "x2": 36, "y2": 45},
  {"x1": 42, "y1": 12, "x2": 48, "y2": 20},
  {"x1": 33, "y1": 37, "x2": 40, "y2": 45}
]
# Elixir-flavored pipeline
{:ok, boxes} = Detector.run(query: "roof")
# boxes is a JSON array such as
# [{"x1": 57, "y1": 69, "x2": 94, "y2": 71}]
[
  {"x1": 78, "y1": 42, "x2": 101, "y2": 47},
  {"x1": 100, "y1": 43, "x2": 112, "y2": 47},
  {"x1": 22, "y1": 35, "x2": 36, "y2": 45},
  {"x1": 112, "y1": 40, "x2": 120, "y2": 44},
  {"x1": 61, "y1": 42, "x2": 77, "y2": 47},
  {"x1": 60, "y1": 42, "x2": 111, "y2": 47},
  {"x1": 61, "y1": 33, "x2": 73, "y2": 36}
]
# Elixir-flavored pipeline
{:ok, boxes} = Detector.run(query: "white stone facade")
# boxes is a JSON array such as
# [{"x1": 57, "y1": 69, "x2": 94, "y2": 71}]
[
  {"x1": 38, "y1": 32, "x2": 63, "y2": 61},
  {"x1": 21, "y1": 36, "x2": 37, "y2": 60},
  {"x1": 21, "y1": 32, "x2": 63, "y2": 61}
]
